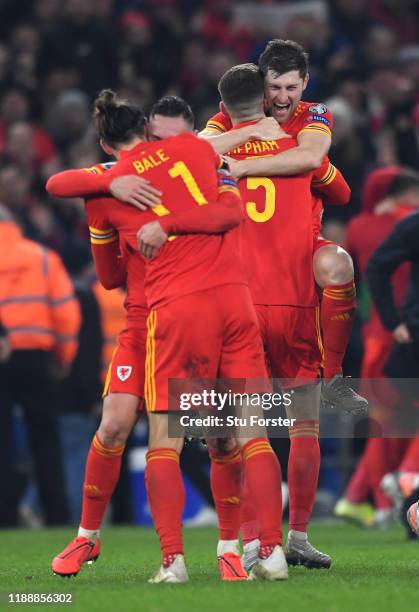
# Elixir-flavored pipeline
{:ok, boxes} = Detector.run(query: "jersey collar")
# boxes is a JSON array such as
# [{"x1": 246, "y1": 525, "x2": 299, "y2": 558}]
[
  {"x1": 232, "y1": 119, "x2": 262, "y2": 131},
  {"x1": 119, "y1": 141, "x2": 149, "y2": 159}
]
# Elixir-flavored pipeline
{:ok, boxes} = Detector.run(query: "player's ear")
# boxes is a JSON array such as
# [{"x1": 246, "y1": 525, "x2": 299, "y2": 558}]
[
  {"x1": 220, "y1": 101, "x2": 227, "y2": 116},
  {"x1": 303, "y1": 73, "x2": 309, "y2": 92},
  {"x1": 100, "y1": 138, "x2": 113, "y2": 157},
  {"x1": 144, "y1": 121, "x2": 150, "y2": 141}
]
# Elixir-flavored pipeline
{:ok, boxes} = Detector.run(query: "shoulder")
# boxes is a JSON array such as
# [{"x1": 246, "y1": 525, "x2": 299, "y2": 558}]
[
  {"x1": 297, "y1": 101, "x2": 333, "y2": 135},
  {"x1": 172, "y1": 132, "x2": 216, "y2": 155},
  {"x1": 204, "y1": 111, "x2": 232, "y2": 133}
]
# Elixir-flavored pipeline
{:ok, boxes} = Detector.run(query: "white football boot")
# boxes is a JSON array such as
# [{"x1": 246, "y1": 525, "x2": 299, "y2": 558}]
[
  {"x1": 148, "y1": 554, "x2": 189, "y2": 584},
  {"x1": 248, "y1": 545, "x2": 288, "y2": 581},
  {"x1": 241, "y1": 538, "x2": 260, "y2": 573}
]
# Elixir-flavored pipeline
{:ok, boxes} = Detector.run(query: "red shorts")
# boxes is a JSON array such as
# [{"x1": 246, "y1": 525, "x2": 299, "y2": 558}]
[
  {"x1": 256, "y1": 305, "x2": 323, "y2": 384},
  {"x1": 313, "y1": 235, "x2": 335, "y2": 253},
  {"x1": 145, "y1": 285, "x2": 269, "y2": 412},
  {"x1": 103, "y1": 326, "x2": 146, "y2": 404}
]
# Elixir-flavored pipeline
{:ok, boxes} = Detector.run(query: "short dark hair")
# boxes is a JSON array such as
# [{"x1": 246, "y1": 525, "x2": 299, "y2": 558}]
[
  {"x1": 259, "y1": 39, "x2": 309, "y2": 79},
  {"x1": 388, "y1": 169, "x2": 419, "y2": 197},
  {"x1": 93, "y1": 89, "x2": 146, "y2": 148},
  {"x1": 218, "y1": 63, "x2": 264, "y2": 117},
  {"x1": 149, "y1": 96, "x2": 194, "y2": 127}
]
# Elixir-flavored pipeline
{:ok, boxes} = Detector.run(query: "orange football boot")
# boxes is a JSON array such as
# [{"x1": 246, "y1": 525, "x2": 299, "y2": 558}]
[
  {"x1": 218, "y1": 553, "x2": 248, "y2": 581},
  {"x1": 52, "y1": 537, "x2": 101, "y2": 577}
]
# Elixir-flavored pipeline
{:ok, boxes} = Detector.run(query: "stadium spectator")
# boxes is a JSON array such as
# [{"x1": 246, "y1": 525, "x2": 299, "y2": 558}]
[
  {"x1": 0, "y1": 204, "x2": 81, "y2": 526},
  {"x1": 0, "y1": 162, "x2": 66, "y2": 251},
  {"x1": 0, "y1": 87, "x2": 57, "y2": 167},
  {"x1": 368, "y1": 211, "x2": 419, "y2": 378},
  {"x1": 335, "y1": 168, "x2": 419, "y2": 527},
  {"x1": 38, "y1": 0, "x2": 118, "y2": 98}
]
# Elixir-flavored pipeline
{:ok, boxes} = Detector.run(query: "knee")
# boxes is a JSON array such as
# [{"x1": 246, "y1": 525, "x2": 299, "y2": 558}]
[
  {"x1": 207, "y1": 437, "x2": 237, "y2": 456},
  {"x1": 314, "y1": 247, "x2": 354, "y2": 287},
  {"x1": 97, "y1": 419, "x2": 130, "y2": 447}
]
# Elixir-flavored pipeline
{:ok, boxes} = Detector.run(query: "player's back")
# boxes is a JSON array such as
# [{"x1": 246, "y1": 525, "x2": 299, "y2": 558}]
[
  {"x1": 227, "y1": 136, "x2": 316, "y2": 307},
  {"x1": 106, "y1": 133, "x2": 247, "y2": 308}
]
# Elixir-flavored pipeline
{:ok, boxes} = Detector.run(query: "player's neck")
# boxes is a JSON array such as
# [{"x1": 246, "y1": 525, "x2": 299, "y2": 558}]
[
  {"x1": 116, "y1": 137, "x2": 145, "y2": 158},
  {"x1": 231, "y1": 113, "x2": 265, "y2": 129}
]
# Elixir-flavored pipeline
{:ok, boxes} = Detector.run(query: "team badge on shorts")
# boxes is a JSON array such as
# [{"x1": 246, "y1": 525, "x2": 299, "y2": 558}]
[
  {"x1": 117, "y1": 365, "x2": 132, "y2": 381},
  {"x1": 309, "y1": 103, "x2": 327, "y2": 115}
]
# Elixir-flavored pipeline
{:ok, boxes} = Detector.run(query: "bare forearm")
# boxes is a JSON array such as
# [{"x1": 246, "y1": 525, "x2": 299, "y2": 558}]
[
  {"x1": 199, "y1": 126, "x2": 253, "y2": 154},
  {"x1": 237, "y1": 146, "x2": 322, "y2": 178}
]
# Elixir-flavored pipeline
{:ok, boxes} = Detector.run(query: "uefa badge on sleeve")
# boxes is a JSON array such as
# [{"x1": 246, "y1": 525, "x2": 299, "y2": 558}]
[
  {"x1": 308, "y1": 103, "x2": 327, "y2": 114},
  {"x1": 117, "y1": 365, "x2": 132, "y2": 381}
]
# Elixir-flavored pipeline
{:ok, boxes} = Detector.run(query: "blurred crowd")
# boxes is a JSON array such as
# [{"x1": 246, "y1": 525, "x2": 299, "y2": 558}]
[
  {"x1": 0, "y1": 0, "x2": 419, "y2": 249},
  {"x1": 1, "y1": 0, "x2": 419, "y2": 527}
]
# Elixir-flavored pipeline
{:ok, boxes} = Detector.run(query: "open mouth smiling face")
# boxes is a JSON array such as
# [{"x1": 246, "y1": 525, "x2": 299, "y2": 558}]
[{"x1": 264, "y1": 69, "x2": 308, "y2": 124}]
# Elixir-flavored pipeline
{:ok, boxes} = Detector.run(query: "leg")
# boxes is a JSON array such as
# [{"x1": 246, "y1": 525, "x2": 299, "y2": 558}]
[
  {"x1": 334, "y1": 447, "x2": 375, "y2": 528},
  {"x1": 79, "y1": 392, "x2": 139, "y2": 536},
  {"x1": 144, "y1": 298, "x2": 221, "y2": 583},
  {"x1": 59, "y1": 412, "x2": 98, "y2": 525},
  {"x1": 206, "y1": 437, "x2": 242, "y2": 552},
  {"x1": 262, "y1": 304, "x2": 331, "y2": 568},
  {"x1": 51, "y1": 392, "x2": 139, "y2": 577},
  {"x1": 313, "y1": 242, "x2": 355, "y2": 379},
  {"x1": 19, "y1": 352, "x2": 69, "y2": 526},
  {"x1": 0, "y1": 363, "x2": 21, "y2": 526},
  {"x1": 146, "y1": 413, "x2": 187, "y2": 583},
  {"x1": 217, "y1": 287, "x2": 286, "y2": 580},
  {"x1": 286, "y1": 383, "x2": 321, "y2": 535},
  {"x1": 285, "y1": 382, "x2": 332, "y2": 568}
]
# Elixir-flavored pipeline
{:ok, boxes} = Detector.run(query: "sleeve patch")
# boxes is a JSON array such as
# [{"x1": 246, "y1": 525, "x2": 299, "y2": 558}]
[
  {"x1": 308, "y1": 103, "x2": 328, "y2": 115},
  {"x1": 83, "y1": 165, "x2": 104, "y2": 175},
  {"x1": 307, "y1": 114, "x2": 330, "y2": 127}
]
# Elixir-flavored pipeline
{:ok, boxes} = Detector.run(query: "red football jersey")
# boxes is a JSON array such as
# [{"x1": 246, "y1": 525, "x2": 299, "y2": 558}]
[
  {"x1": 205, "y1": 103, "x2": 340, "y2": 239},
  {"x1": 86, "y1": 133, "x2": 246, "y2": 309},
  {"x1": 78, "y1": 163, "x2": 149, "y2": 330},
  {"x1": 226, "y1": 125, "x2": 316, "y2": 306}
]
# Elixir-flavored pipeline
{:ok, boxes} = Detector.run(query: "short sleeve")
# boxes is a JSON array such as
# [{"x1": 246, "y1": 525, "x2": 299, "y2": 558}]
[
  {"x1": 204, "y1": 111, "x2": 232, "y2": 134},
  {"x1": 85, "y1": 199, "x2": 118, "y2": 246},
  {"x1": 299, "y1": 103, "x2": 333, "y2": 139}
]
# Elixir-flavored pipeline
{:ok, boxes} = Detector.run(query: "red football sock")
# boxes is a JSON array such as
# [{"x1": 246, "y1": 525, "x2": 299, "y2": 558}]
[
  {"x1": 145, "y1": 448, "x2": 185, "y2": 562},
  {"x1": 363, "y1": 438, "x2": 408, "y2": 509},
  {"x1": 241, "y1": 438, "x2": 282, "y2": 547},
  {"x1": 322, "y1": 281, "x2": 356, "y2": 379},
  {"x1": 209, "y1": 445, "x2": 242, "y2": 541},
  {"x1": 345, "y1": 456, "x2": 370, "y2": 504},
  {"x1": 400, "y1": 438, "x2": 419, "y2": 473},
  {"x1": 240, "y1": 476, "x2": 259, "y2": 545},
  {"x1": 288, "y1": 421, "x2": 320, "y2": 532},
  {"x1": 80, "y1": 433, "x2": 124, "y2": 531}
]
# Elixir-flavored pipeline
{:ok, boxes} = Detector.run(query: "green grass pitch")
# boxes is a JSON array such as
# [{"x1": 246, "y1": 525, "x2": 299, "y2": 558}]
[{"x1": 1, "y1": 524, "x2": 418, "y2": 611}]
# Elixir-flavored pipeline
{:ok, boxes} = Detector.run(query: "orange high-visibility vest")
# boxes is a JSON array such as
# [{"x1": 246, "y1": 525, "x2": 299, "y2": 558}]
[
  {"x1": 0, "y1": 222, "x2": 80, "y2": 364},
  {"x1": 92, "y1": 280, "x2": 126, "y2": 382}
]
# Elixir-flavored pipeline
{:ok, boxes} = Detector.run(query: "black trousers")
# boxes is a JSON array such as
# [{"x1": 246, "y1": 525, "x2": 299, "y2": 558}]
[{"x1": 0, "y1": 350, "x2": 69, "y2": 526}]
